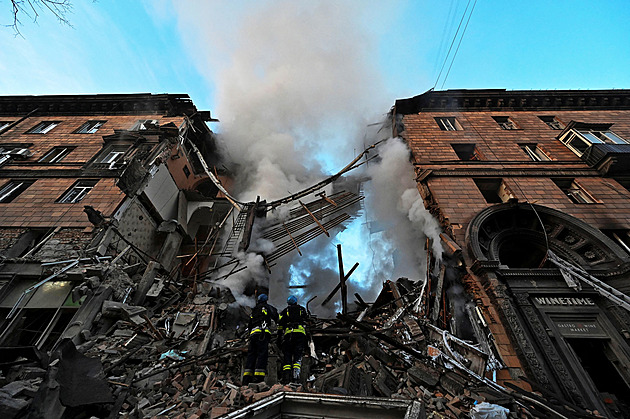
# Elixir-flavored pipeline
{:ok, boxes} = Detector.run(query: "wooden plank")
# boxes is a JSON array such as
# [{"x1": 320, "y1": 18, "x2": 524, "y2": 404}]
[
  {"x1": 283, "y1": 222, "x2": 302, "y2": 256},
  {"x1": 321, "y1": 262, "x2": 359, "y2": 306},
  {"x1": 299, "y1": 200, "x2": 329, "y2": 237},
  {"x1": 337, "y1": 245, "x2": 347, "y2": 315},
  {"x1": 431, "y1": 264, "x2": 446, "y2": 323}
]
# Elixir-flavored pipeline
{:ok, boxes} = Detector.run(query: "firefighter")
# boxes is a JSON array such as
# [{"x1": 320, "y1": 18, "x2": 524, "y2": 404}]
[
  {"x1": 278, "y1": 295, "x2": 308, "y2": 384},
  {"x1": 242, "y1": 293, "x2": 278, "y2": 385}
]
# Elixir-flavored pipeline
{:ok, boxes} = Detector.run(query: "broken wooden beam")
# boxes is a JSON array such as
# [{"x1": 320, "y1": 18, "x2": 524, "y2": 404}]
[
  {"x1": 337, "y1": 245, "x2": 347, "y2": 315},
  {"x1": 431, "y1": 264, "x2": 446, "y2": 323},
  {"x1": 317, "y1": 192, "x2": 337, "y2": 206},
  {"x1": 321, "y1": 262, "x2": 359, "y2": 306},
  {"x1": 299, "y1": 200, "x2": 329, "y2": 237},
  {"x1": 337, "y1": 313, "x2": 426, "y2": 361},
  {"x1": 283, "y1": 221, "x2": 302, "y2": 256}
]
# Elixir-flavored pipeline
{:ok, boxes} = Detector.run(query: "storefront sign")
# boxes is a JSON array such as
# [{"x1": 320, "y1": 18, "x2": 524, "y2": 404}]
[
  {"x1": 534, "y1": 297, "x2": 595, "y2": 306},
  {"x1": 554, "y1": 320, "x2": 606, "y2": 338}
]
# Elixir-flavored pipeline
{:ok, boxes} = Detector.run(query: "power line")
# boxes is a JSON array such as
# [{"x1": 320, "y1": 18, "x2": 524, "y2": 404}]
[
  {"x1": 440, "y1": 0, "x2": 478, "y2": 90},
  {"x1": 433, "y1": 0, "x2": 472, "y2": 90},
  {"x1": 432, "y1": 0, "x2": 458, "y2": 75}
]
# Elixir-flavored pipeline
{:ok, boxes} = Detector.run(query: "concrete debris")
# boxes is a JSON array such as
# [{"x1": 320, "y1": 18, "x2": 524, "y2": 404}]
[{"x1": 0, "y1": 251, "x2": 604, "y2": 419}]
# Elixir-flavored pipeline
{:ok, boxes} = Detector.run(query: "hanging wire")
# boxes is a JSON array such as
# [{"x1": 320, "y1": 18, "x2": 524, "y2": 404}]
[
  {"x1": 440, "y1": 0, "x2": 479, "y2": 90},
  {"x1": 433, "y1": 0, "x2": 473, "y2": 90}
]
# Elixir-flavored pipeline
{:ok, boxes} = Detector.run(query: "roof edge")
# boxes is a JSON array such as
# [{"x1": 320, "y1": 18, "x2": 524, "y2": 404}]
[
  {"x1": 395, "y1": 88, "x2": 630, "y2": 114},
  {"x1": 0, "y1": 93, "x2": 199, "y2": 117}
]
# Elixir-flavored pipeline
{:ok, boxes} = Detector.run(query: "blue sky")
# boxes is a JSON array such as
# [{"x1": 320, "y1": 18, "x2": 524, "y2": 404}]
[{"x1": 2, "y1": 1, "x2": 629, "y2": 111}]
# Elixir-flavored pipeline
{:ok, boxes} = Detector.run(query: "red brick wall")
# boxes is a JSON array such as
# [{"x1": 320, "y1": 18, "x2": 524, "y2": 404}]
[
  {"x1": 404, "y1": 110, "x2": 630, "y2": 164},
  {"x1": 0, "y1": 115, "x2": 185, "y2": 166},
  {"x1": 0, "y1": 114, "x2": 188, "y2": 229},
  {"x1": 404, "y1": 109, "x2": 630, "y2": 236},
  {"x1": 0, "y1": 177, "x2": 122, "y2": 228}
]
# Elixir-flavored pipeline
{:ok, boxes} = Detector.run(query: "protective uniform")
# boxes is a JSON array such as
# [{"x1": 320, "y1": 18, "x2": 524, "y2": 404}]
[
  {"x1": 278, "y1": 295, "x2": 308, "y2": 384},
  {"x1": 243, "y1": 294, "x2": 278, "y2": 385}
]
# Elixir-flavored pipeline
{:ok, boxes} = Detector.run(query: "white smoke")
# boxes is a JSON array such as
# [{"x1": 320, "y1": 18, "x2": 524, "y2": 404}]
[
  {"x1": 168, "y1": 1, "x2": 442, "y2": 310},
  {"x1": 171, "y1": 0, "x2": 387, "y2": 201},
  {"x1": 364, "y1": 137, "x2": 443, "y2": 283}
]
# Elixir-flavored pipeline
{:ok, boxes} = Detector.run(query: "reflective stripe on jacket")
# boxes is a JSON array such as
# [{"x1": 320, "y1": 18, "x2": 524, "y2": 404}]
[
  {"x1": 249, "y1": 303, "x2": 278, "y2": 335},
  {"x1": 278, "y1": 304, "x2": 307, "y2": 336}
]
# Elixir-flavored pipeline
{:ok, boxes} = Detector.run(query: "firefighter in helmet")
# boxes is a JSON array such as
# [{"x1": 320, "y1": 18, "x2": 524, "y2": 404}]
[
  {"x1": 278, "y1": 295, "x2": 308, "y2": 384},
  {"x1": 242, "y1": 293, "x2": 278, "y2": 385}
]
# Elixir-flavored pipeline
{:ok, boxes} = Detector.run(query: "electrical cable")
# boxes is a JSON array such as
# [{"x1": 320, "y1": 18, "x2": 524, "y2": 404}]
[
  {"x1": 440, "y1": 0, "x2": 478, "y2": 90},
  {"x1": 433, "y1": 0, "x2": 472, "y2": 90},
  {"x1": 432, "y1": 0, "x2": 458, "y2": 75}
]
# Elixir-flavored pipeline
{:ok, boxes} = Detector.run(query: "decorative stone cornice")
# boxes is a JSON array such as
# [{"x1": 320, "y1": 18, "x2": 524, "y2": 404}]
[
  {"x1": 395, "y1": 88, "x2": 630, "y2": 114},
  {"x1": 0, "y1": 93, "x2": 214, "y2": 119}
]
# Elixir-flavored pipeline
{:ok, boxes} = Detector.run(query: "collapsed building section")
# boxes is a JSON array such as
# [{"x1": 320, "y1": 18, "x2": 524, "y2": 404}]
[{"x1": 3, "y1": 89, "x2": 630, "y2": 419}]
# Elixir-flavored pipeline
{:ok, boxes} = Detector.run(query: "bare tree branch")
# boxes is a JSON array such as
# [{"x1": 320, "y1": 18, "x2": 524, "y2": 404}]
[{"x1": 5, "y1": 0, "x2": 73, "y2": 36}]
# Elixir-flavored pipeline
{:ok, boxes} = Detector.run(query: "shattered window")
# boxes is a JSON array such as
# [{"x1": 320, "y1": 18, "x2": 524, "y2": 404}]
[
  {"x1": 452, "y1": 144, "x2": 482, "y2": 161},
  {"x1": 435, "y1": 117, "x2": 462, "y2": 131},
  {"x1": 520, "y1": 144, "x2": 551, "y2": 161},
  {"x1": 131, "y1": 119, "x2": 159, "y2": 131},
  {"x1": 0, "y1": 180, "x2": 35, "y2": 203},
  {"x1": 94, "y1": 145, "x2": 129, "y2": 169},
  {"x1": 27, "y1": 121, "x2": 60, "y2": 134},
  {"x1": 100, "y1": 149, "x2": 125, "y2": 164},
  {"x1": 473, "y1": 178, "x2": 514, "y2": 203},
  {"x1": 552, "y1": 178, "x2": 597, "y2": 204},
  {"x1": 57, "y1": 179, "x2": 98, "y2": 203},
  {"x1": 0, "y1": 121, "x2": 12, "y2": 132},
  {"x1": 39, "y1": 146, "x2": 75, "y2": 163},
  {"x1": 539, "y1": 116, "x2": 564, "y2": 130},
  {"x1": 75, "y1": 120, "x2": 106, "y2": 134},
  {"x1": 492, "y1": 116, "x2": 518, "y2": 130}
]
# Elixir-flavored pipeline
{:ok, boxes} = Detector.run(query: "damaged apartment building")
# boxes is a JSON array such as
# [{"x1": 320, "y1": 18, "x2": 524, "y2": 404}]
[
  {"x1": 393, "y1": 88, "x2": 630, "y2": 417},
  {"x1": 0, "y1": 93, "x2": 244, "y2": 416},
  {"x1": 3, "y1": 88, "x2": 630, "y2": 419},
  {"x1": 0, "y1": 93, "x2": 230, "y2": 349}
]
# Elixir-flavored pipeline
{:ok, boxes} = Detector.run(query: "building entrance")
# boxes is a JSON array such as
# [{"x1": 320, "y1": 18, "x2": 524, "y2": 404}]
[{"x1": 567, "y1": 338, "x2": 630, "y2": 416}]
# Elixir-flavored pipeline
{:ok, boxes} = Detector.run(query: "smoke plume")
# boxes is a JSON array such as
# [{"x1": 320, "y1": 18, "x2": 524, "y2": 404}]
[
  {"x1": 364, "y1": 137, "x2": 443, "y2": 283},
  {"x1": 170, "y1": 1, "x2": 443, "y2": 311}
]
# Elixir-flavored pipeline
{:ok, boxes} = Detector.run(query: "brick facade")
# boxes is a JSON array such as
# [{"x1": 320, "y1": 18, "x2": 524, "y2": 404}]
[
  {"x1": 396, "y1": 89, "x2": 630, "y2": 412},
  {"x1": 404, "y1": 108, "x2": 630, "y2": 238}
]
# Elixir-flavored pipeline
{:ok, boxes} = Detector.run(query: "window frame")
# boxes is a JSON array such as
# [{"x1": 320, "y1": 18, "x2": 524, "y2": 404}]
[
  {"x1": 0, "y1": 121, "x2": 13, "y2": 133},
  {"x1": 56, "y1": 179, "x2": 98, "y2": 204},
  {"x1": 97, "y1": 144, "x2": 129, "y2": 168},
  {"x1": 552, "y1": 178, "x2": 598, "y2": 204},
  {"x1": 26, "y1": 121, "x2": 60, "y2": 134},
  {"x1": 492, "y1": 116, "x2": 519, "y2": 130},
  {"x1": 38, "y1": 146, "x2": 75, "y2": 163},
  {"x1": 435, "y1": 117, "x2": 462, "y2": 131},
  {"x1": 559, "y1": 128, "x2": 629, "y2": 157},
  {"x1": 74, "y1": 120, "x2": 106, "y2": 134},
  {"x1": 539, "y1": 116, "x2": 564, "y2": 130},
  {"x1": 520, "y1": 143, "x2": 551, "y2": 162},
  {"x1": 0, "y1": 180, "x2": 35, "y2": 203}
]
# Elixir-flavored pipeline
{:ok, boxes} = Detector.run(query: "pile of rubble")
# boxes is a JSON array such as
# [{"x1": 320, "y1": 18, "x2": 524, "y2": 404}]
[{"x1": 0, "y1": 255, "x2": 604, "y2": 418}]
